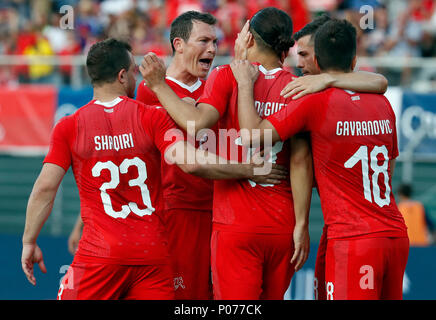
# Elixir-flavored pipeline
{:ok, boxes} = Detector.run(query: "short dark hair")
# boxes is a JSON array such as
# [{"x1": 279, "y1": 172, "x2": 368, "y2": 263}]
[
  {"x1": 293, "y1": 14, "x2": 332, "y2": 43},
  {"x1": 170, "y1": 11, "x2": 217, "y2": 54},
  {"x1": 314, "y1": 19, "x2": 356, "y2": 72},
  {"x1": 86, "y1": 38, "x2": 132, "y2": 85},
  {"x1": 398, "y1": 184, "x2": 412, "y2": 198},
  {"x1": 249, "y1": 7, "x2": 294, "y2": 58}
]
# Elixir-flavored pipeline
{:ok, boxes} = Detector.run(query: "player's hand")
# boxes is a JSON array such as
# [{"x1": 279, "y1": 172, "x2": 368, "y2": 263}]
[
  {"x1": 230, "y1": 60, "x2": 259, "y2": 86},
  {"x1": 139, "y1": 52, "x2": 167, "y2": 91},
  {"x1": 68, "y1": 227, "x2": 81, "y2": 255},
  {"x1": 234, "y1": 20, "x2": 252, "y2": 60},
  {"x1": 21, "y1": 243, "x2": 47, "y2": 286},
  {"x1": 249, "y1": 150, "x2": 288, "y2": 185},
  {"x1": 280, "y1": 73, "x2": 334, "y2": 99},
  {"x1": 290, "y1": 224, "x2": 310, "y2": 271}
]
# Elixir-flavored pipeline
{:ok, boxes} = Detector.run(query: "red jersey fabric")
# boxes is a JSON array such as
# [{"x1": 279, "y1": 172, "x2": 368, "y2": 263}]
[
  {"x1": 44, "y1": 96, "x2": 182, "y2": 265},
  {"x1": 136, "y1": 77, "x2": 214, "y2": 211},
  {"x1": 267, "y1": 88, "x2": 408, "y2": 240},
  {"x1": 197, "y1": 64, "x2": 297, "y2": 234}
]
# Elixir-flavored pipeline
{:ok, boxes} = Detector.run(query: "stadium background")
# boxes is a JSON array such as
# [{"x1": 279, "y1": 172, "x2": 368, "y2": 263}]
[{"x1": 0, "y1": 0, "x2": 435, "y2": 300}]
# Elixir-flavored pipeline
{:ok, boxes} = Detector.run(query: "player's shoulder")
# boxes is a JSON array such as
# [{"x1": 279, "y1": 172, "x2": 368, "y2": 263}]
[{"x1": 210, "y1": 64, "x2": 233, "y2": 76}]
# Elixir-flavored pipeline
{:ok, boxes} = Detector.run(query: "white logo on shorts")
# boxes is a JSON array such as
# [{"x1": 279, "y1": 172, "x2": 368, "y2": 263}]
[{"x1": 174, "y1": 276, "x2": 186, "y2": 290}]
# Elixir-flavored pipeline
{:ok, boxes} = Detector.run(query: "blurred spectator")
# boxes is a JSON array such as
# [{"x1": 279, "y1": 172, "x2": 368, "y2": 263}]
[
  {"x1": 23, "y1": 27, "x2": 55, "y2": 83},
  {"x1": 58, "y1": 30, "x2": 81, "y2": 85},
  {"x1": 215, "y1": 0, "x2": 245, "y2": 56},
  {"x1": 397, "y1": 184, "x2": 435, "y2": 246},
  {"x1": 360, "y1": 4, "x2": 390, "y2": 57}
]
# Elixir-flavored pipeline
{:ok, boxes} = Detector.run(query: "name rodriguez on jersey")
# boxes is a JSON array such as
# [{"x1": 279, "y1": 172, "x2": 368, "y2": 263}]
[
  {"x1": 94, "y1": 133, "x2": 134, "y2": 151},
  {"x1": 336, "y1": 119, "x2": 393, "y2": 137}
]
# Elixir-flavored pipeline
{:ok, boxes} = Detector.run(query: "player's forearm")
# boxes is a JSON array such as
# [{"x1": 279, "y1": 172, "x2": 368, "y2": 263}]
[
  {"x1": 328, "y1": 71, "x2": 388, "y2": 94},
  {"x1": 152, "y1": 82, "x2": 205, "y2": 131},
  {"x1": 22, "y1": 187, "x2": 57, "y2": 244},
  {"x1": 188, "y1": 147, "x2": 252, "y2": 179},
  {"x1": 237, "y1": 82, "x2": 264, "y2": 145},
  {"x1": 290, "y1": 137, "x2": 313, "y2": 228},
  {"x1": 188, "y1": 162, "x2": 253, "y2": 180}
]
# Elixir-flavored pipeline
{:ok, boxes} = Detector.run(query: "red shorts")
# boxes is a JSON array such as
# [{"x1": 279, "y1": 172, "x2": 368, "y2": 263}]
[
  {"x1": 314, "y1": 226, "x2": 328, "y2": 300},
  {"x1": 163, "y1": 209, "x2": 213, "y2": 300},
  {"x1": 211, "y1": 229, "x2": 295, "y2": 300},
  {"x1": 324, "y1": 237, "x2": 409, "y2": 300},
  {"x1": 57, "y1": 262, "x2": 174, "y2": 300}
]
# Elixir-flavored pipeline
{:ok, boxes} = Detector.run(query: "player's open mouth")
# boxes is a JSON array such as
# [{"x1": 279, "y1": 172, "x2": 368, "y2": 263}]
[{"x1": 199, "y1": 58, "x2": 212, "y2": 70}]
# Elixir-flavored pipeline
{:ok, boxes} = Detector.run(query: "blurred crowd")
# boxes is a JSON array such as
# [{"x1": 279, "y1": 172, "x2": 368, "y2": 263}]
[{"x1": 1, "y1": 0, "x2": 436, "y2": 86}]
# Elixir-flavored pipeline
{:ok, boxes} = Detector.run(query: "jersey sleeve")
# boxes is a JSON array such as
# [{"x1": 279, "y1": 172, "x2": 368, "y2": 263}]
[
  {"x1": 136, "y1": 80, "x2": 158, "y2": 105},
  {"x1": 197, "y1": 66, "x2": 234, "y2": 116},
  {"x1": 142, "y1": 106, "x2": 184, "y2": 155},
  {"x1": 267, "y1": 93, "x2": 320, "y2": 141},
  {"x1": 43, "y1": 116, "x2": 74, "y2": 171}
]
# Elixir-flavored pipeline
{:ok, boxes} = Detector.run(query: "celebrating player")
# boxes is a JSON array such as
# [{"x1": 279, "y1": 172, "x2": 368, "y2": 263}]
[
  {"x1": 283, "y1": 14, "x2": 389, "y2": 300},
  {"x1": 138, "y1": 10, "x2": 216, "y2": 301},
  {"x1": 233, "y1": 18, "x2": 409, "y2": 300},
  {"x1": 21, "y1": 38, "x2": 277, "y2": 299}
]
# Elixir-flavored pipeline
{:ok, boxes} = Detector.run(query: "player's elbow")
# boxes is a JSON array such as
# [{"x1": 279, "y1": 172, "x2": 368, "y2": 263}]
[{"x1": 376, "y1": 74, "x2": 388, "y2": 93}]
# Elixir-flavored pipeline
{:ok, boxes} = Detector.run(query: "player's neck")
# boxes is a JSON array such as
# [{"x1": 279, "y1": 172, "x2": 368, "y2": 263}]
[
  {"x1": 249, "y1": 53, "x2": 281, "y2": 71},
  {"x1": 93, "y1": 84, "x2": 126, "y2": 102},
  {"x1": 166, "y1": 59, "x2": 199, "y2": 86}
]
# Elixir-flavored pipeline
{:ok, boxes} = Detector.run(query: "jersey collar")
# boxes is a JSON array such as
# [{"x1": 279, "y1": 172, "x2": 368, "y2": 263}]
[
  {"x1": 165, "y1": 76, "x2": 202, "y2": 93},
  {"x1": 94, "y1": 97, "x2": 123, "y2": 108},
  {"x1": 258, "y1": 65, "x2": 282, "y2": 75}
]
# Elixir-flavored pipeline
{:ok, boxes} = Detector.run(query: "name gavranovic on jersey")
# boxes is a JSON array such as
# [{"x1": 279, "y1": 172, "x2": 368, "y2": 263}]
[
  {"x1": 94, "y1": 133, "x2": 134, "y2": 151},
  {"x1": 336, "y1": 120, "x2": 393, "y2": 137}
]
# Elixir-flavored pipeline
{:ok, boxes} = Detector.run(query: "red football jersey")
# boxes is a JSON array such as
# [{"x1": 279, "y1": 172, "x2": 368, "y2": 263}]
[
  {"x1": 44, "y1": 96, "x2": 182, "y2": 264},
  {"x1": 268, "y1": 88, "x2": 408, "y2": 239},
  {"x1": 197, "y1": 65, "x2": 296, "y2": 234},
  {"x1": 136, "y1": 77, "x2": 214, "y2": 211}
]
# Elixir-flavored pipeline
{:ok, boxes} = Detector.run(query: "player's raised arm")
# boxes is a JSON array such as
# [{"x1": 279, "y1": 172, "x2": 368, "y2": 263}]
[
  {"x1": 230, "y1": 60, "x2": 281, "y2": 146},
  {"x1": 139, "y1": 52, "x2": 219, "y2": 132},
  {"x1": 22, "y1": 163, "x2": 66, "y2": 285},
  {"x1": 281, "y1": 70, "x2": 388, "y2": 99}
]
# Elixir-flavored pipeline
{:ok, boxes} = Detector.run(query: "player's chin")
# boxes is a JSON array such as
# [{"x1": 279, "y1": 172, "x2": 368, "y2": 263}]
[{"x1": 193, "y1": 68, "x2": 209, "y2": 79}]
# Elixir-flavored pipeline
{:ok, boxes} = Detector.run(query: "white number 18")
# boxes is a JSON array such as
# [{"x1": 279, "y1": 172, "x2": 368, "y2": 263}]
[{"x1": 344, "y1": 145, "x2": 391, "y2": 208}]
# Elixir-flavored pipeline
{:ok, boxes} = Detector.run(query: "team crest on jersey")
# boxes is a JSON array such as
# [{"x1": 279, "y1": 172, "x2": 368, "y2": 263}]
[{"x1": 174, "y1": 276, "x2": 186, "y2": 290}]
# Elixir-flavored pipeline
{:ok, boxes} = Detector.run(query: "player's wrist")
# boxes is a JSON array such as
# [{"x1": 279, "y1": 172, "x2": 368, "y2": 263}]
[
  {"x1": 147, "y1": 79, "x2": 167, "y2": 93},
  {"x1": 294, "y1": 219, "x2": 309, "y2": 229},
  {"x1": 237, "y1": 81, "x2": 255, "y2": 90},
  {"x1": 323, "y1": 73, "x2": 336, "y2": 88},
  {"x1": 22, "y1": 237, "x2": 37, "y2": 245}
]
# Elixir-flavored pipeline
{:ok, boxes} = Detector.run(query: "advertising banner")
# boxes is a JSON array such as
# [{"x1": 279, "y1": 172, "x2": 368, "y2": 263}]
[{"x1": 0, "y1": 85, "x2": 56, "y2": 154}]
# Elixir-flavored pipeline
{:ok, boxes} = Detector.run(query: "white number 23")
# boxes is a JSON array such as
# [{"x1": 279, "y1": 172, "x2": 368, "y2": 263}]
[{"x1": 92, "y1": 157, "x2": 154, "y2": 219}]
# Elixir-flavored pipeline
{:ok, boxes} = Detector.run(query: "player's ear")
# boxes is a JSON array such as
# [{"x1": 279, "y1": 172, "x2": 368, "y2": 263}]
[
  {"x1": 117, "y1": 68, "x2": 127, "y2": 84},
  {"x1": 313, "y1": 55, "x2": 321, "y2": 72},
  {"x1": 173, "y1": 37, "x2": 184, "y2": 54},
  {"x1": 351, "y1": 55, "x2": 357, "y2": 71}
]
